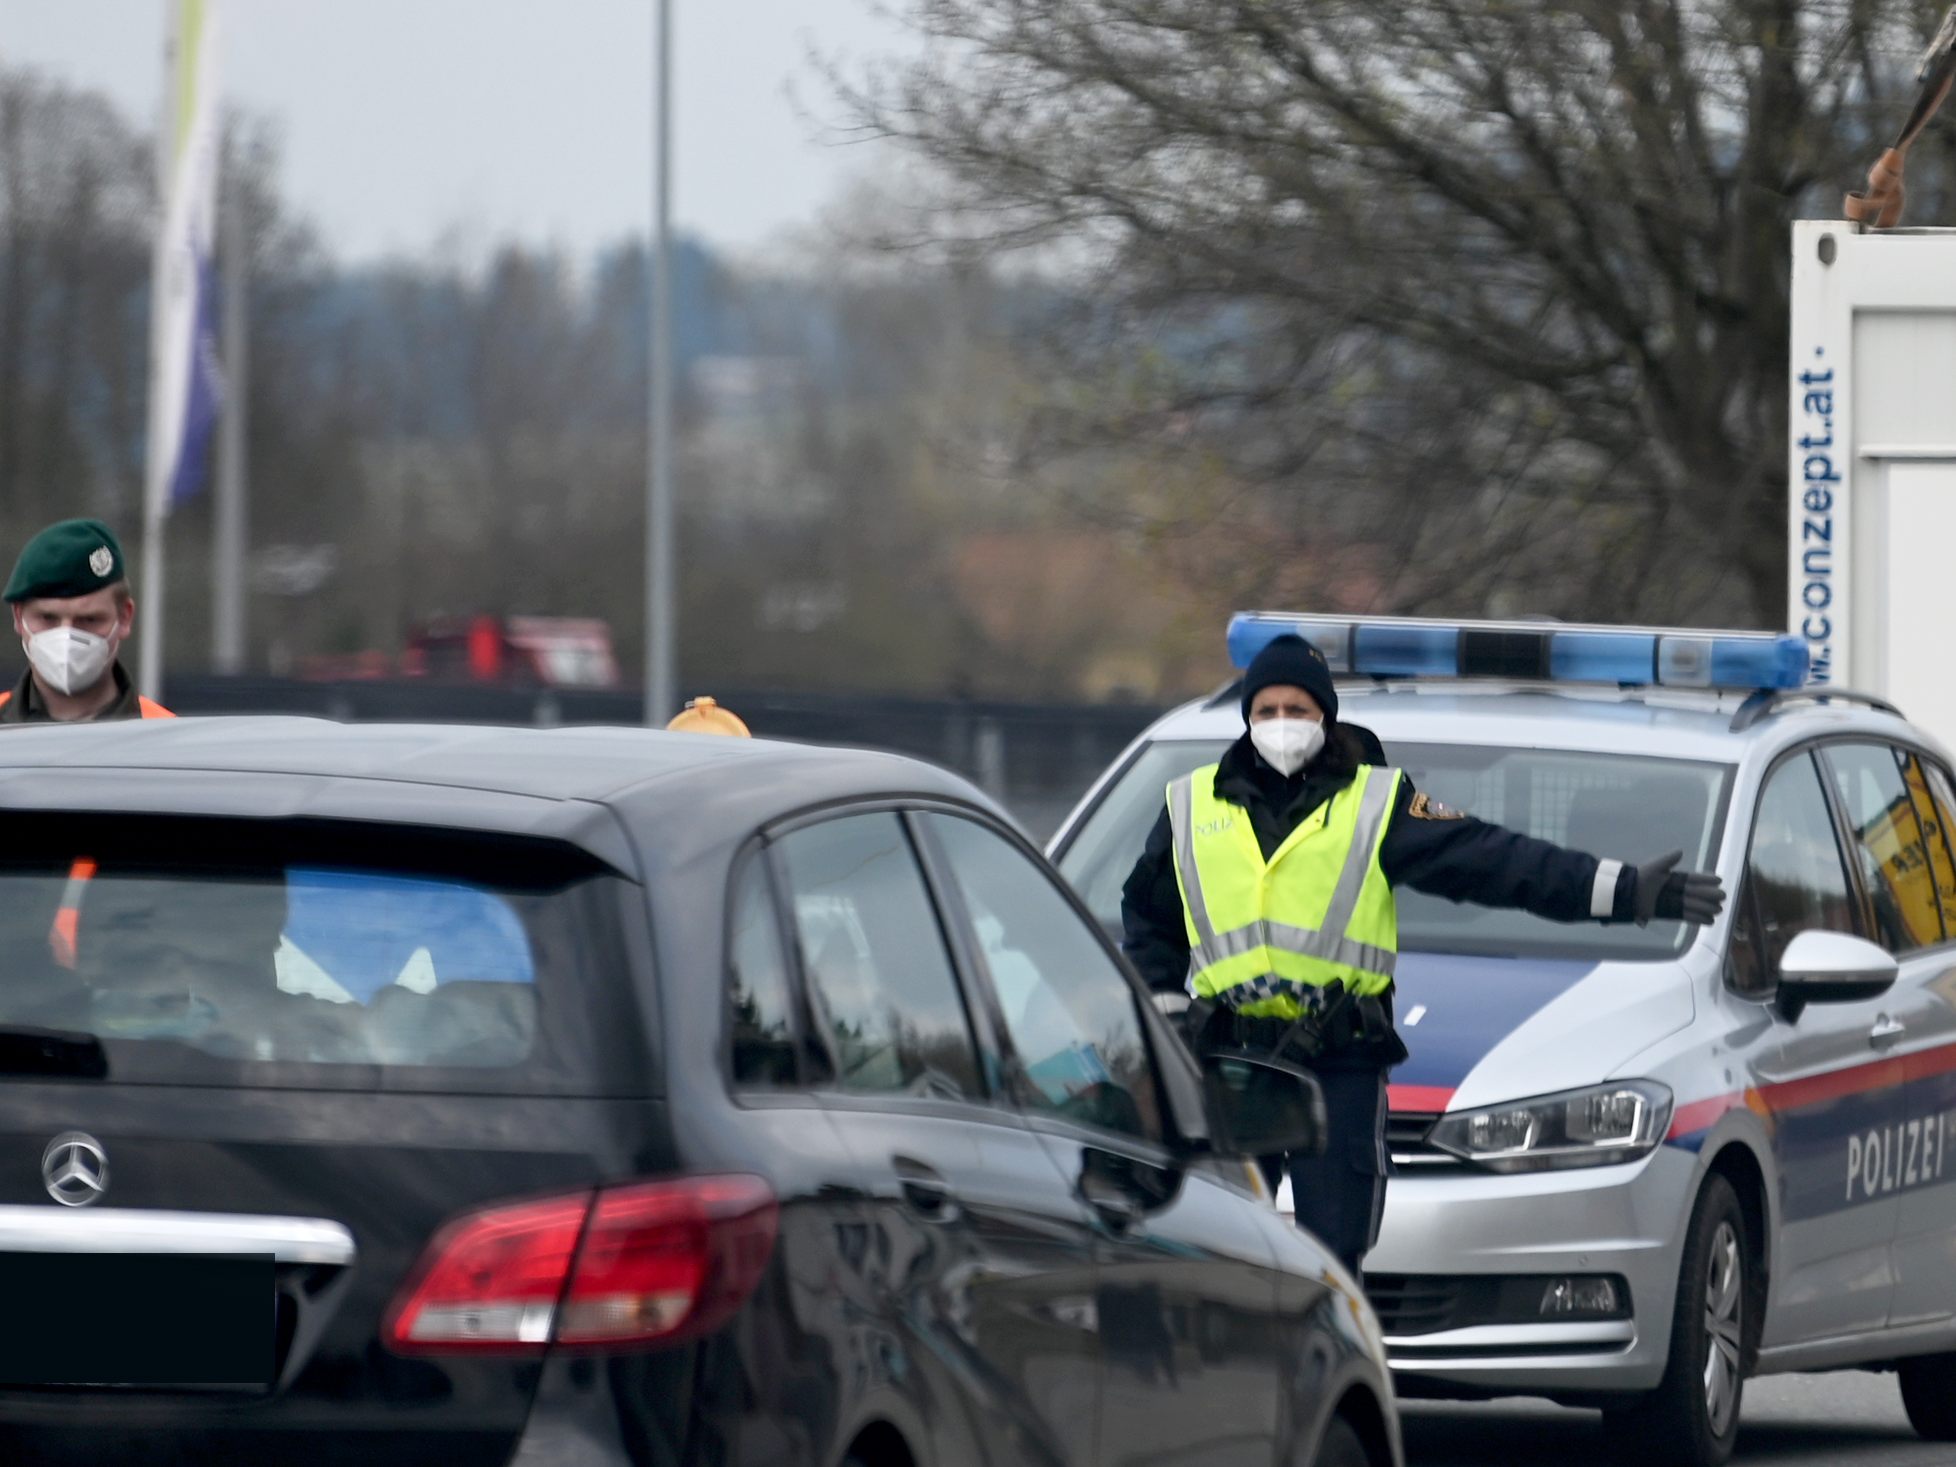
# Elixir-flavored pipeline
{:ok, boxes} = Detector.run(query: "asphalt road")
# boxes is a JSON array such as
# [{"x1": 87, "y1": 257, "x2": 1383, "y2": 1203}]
[{"x1": 1401, "y1": 1372, "x2": 1956, "y2": 1465}]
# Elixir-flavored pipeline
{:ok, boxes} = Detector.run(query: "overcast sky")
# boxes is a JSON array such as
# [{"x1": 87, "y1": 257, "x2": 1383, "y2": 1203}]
[{"x1": 0, "y1": 0, "x2": 912, "y2": 261}]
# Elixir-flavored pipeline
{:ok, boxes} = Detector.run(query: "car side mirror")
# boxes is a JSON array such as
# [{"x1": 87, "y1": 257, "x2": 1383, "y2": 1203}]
[
  {"x1": 1201, "y1": 1049, "x2": 1326, "y2": 1159},
  {"x1": 1776, "y1": 930, "x2": 1899, "y2": 1023}
]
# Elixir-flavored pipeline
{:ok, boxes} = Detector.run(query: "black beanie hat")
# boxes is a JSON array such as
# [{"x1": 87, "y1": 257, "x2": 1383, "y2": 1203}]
[{"x1": 1240, "y1": 634, "x2": 1339, "y2": 724}]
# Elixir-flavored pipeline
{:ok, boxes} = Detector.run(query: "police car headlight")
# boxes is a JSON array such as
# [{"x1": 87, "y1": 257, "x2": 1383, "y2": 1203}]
[{"x1": 1428, "y1": 1082, "x2": 1673, "y2": 1172}]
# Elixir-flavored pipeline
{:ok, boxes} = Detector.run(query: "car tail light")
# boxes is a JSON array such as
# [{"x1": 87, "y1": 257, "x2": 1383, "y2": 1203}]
[
  {"x1": 385, "y1": 1193, "x2": 588, "y2": 1352},
  {"x1": 385, "y1": 1175, "x2": 777, "y2": 1355},
  {"x1": 556, "y1": 1177, "x2": 778, "y2": 1346}
]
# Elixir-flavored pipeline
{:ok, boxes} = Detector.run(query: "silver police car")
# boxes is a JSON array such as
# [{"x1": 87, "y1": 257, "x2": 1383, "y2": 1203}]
[{"x1": 1051, "y1": 613, "x2": 1956, "y2": 1467}]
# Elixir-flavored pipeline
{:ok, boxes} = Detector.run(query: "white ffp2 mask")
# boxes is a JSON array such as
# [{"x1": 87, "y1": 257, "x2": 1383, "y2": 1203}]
[
  {"x1": 1250, "y1": 717, "x2": 1325, "y2": 776},
  {"x1": 25, "y1": 626, "x2": 115, "y2": 696}
]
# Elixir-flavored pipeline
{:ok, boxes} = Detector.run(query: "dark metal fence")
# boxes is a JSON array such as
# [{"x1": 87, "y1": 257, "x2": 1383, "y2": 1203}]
[{"x1": 163, "y1": 676, "x2": 1166, "y2": 841}]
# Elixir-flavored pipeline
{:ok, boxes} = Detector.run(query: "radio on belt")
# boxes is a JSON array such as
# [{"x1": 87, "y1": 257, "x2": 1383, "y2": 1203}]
[{"x1": 1226, "y1": 612, "x2": 1810, "y2": 691}]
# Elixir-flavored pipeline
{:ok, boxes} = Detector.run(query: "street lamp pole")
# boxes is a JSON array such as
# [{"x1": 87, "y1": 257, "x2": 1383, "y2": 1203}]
[{"x1": 645, "y1": 0, "x2": 676, "y2": 726}]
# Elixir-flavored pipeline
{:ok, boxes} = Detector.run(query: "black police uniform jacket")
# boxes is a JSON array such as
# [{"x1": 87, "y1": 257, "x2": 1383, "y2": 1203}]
[{"x1": 1120, "y1": 723, "x2": 1636, "y2": 1035}]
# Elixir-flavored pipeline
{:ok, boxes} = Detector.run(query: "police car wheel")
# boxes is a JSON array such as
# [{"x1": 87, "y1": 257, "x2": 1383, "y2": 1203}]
[
  {"x1": 1310, "y1": 1414, "x2": 1371, "y2": 1467},
  {"x1": 1606, "y1": 1174, "x2": 1750, "y2": 1466},
  {"x1": 1897, "y1": 1352, "x2": 1956, "y2": 1439}
]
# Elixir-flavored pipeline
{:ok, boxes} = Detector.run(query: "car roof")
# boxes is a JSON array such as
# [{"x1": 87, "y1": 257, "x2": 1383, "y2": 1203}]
[
  {"x1": 1142, "y1": 681, "x2": 1937, "y2": 765},
  {"x1": 0, "y1": 716, "x2": 970, "y2": 798},
  {"x1": 0, "y1": 718, "x2": 1004, "y2": 872}
]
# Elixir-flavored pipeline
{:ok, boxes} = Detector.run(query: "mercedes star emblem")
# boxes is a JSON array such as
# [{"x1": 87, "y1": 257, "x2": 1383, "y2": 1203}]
[{"x1": 42, "y1": 1132, "x2": 109, "y2": 1208}]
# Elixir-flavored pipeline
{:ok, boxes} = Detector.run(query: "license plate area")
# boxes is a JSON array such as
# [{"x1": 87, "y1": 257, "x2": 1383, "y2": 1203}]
[{"x1": 0, "y1": 1252, "x2": 276, "y2": 1389}]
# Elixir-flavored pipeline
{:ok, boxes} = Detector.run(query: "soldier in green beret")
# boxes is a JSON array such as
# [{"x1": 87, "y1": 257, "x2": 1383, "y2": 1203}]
[{"x1": 1, "y1": 519, "x2": 172, "y2": 722}]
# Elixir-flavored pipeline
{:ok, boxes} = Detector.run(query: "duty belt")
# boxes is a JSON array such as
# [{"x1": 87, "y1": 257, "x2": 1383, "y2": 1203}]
[
  {"x1": 1191, "y1": 981, "x2": 1403, "y2": 1067},
  {"x1": 1197, "y1": 981, "x2": 1347, "y2": 1062}
]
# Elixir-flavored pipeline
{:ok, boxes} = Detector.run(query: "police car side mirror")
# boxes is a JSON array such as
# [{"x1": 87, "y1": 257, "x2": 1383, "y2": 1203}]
[
  {"x1": 1775, "y1": 930, "x2": 1899, "y2": 1023},
  {"x1": 1200, "y1": 1049, "x2": 1327, "y2": 1159}
]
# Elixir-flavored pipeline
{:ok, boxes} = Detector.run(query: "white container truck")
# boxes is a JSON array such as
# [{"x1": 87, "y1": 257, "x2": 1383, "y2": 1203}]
[{"x1": 1788, "y1": 220, "x2": 1956, "y2": 748}]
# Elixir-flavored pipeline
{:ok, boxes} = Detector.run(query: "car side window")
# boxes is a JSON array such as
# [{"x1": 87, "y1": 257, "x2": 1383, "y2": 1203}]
[
  {"x1": 1823, "y1": 743, "x2": 1946, "y2": 954},
  {"x1": 921, "y1": 813, "x2": 1164, "y2": 1145},
  {"x1": 1908, "y1": 755, "x2": 1956, "y2": 940},
  {"x1": 1730, "y1": 752, "x2": 1856, "y2": 996},
  {"x1": 1725, "y1": 890, "x2": 1770, "y2": 1000},
  {"x1": 727, "y1": 858, "x2": 800, "y2": 1088},
  {"x1": 774, "y1": 812, "x2": 984, "y2": 1103}
]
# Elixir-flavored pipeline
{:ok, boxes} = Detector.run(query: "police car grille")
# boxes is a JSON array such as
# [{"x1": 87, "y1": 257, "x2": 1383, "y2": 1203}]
[
  {"x1": 1386, "y1": 1111, "x2": 1458, "y2": 1169},
  {"x1": 1365, "y1": 1275, "x2": 1470, "y2": 1335}
]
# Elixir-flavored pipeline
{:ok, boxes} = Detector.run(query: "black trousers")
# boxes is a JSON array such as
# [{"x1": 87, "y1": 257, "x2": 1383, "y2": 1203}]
[{"x1": 1262, "y1": 1063, "x2": 1389, "y2": 1277}]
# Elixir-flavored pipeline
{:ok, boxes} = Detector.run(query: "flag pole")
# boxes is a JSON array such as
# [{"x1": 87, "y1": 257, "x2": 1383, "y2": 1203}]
[
  {"x1": 140, "y1": 0, "x2": 222, "y2": 702},
  {"x1": 138, "y1": 6, "x2": 181, "y2": 702},
  {"x1": 644, "y1": 0, "x2": 675, "y2": 726},
  {"x1": 214, "y1": 135, "x2": 248, "y2": 674}
]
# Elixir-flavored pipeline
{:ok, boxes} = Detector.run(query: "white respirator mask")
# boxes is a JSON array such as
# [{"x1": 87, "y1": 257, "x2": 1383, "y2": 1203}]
[
  {"x1": 25, "y1": 626, "x2": 116, "y2": 696},
  {"x1": 1249, "y1": 717, "x2": 1325, "y2": 777}
]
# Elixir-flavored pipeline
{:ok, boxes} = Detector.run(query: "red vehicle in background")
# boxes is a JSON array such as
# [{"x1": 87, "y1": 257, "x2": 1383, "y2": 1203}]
[{"x1": 301, "y1": 616, "x2": 620, "y2": 689}]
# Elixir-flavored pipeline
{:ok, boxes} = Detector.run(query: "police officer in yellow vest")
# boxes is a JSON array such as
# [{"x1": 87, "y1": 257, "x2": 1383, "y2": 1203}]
[{"x1": 1122, "y1": 635, "x2": 1724, "y2": 1273}]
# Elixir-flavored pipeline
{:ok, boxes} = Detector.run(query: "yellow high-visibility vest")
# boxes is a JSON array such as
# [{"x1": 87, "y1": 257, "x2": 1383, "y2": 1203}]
[{"x1": 1167, "y1": 763, "x2": 1402, "y2": 1018}]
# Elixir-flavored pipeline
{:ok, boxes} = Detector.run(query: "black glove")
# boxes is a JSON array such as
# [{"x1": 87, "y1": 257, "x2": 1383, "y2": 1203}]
[{"x1": 1632, "y1": 850, "x2": 1726, "y2": 926}]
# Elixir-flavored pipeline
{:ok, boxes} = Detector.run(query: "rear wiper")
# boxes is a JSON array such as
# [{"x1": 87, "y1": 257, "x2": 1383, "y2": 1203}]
[{"x1": 0, "y1": 1027, "x2": 108, "y2": 1078}]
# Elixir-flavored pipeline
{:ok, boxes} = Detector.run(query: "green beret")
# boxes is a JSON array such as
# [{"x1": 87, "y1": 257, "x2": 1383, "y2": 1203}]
[{"x1": 3, "y1": 519, "x2": 128, "y2": 603}]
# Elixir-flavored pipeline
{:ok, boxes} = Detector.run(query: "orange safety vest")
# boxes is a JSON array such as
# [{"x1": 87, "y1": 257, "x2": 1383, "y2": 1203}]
[{"x1": 0, "y1": 691, "x2": 173, "y2": 719}]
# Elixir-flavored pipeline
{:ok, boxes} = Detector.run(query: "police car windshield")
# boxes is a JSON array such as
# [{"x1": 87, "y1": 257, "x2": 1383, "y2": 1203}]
[{"x1": 1056, "y1": 738, "x2": 1733, "y2": 962}]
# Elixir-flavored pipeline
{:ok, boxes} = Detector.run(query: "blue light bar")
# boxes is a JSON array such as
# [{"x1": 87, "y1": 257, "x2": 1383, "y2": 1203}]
[
  {"x1": 1226, "y1": 613, "x2": 1809, "y2": 692},
  {"x1": 1352, "y1": 623, "x2": 1457, "y2": 678},
  {"x1": 1544, "y1": 631, "x2": 1648, "y2": 684},
  {"x1": 1708, "y1": 635, "x2": 1809, "y2": 690}
]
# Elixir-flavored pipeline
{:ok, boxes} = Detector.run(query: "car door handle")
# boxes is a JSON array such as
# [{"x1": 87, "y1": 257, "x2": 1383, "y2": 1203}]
[
  {"x1": 1870, "y1": 1016, "x2": 1907, "y2": 1049},
  {"x1": 893, "y1": 1158, "x2": 958, "y2": 1221}
]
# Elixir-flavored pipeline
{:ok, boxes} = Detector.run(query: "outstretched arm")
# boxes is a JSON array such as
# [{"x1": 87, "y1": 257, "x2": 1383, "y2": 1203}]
[{"x1": 1378, "y1": 781, "x2": 1722, "y2": 925}]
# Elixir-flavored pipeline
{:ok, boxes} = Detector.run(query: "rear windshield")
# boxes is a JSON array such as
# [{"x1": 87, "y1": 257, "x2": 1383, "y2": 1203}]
[
  {"x1": 1056, "y1": 737, "x2": 1732, "y2": 961},
  {"x1": 0, "y1": 814, "x2": 645, "y2": 1091}
]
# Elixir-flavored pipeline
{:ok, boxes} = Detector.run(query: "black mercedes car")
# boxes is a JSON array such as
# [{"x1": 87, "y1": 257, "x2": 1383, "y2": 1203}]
[{"x1": 0, "y1": 718, "x2": 1400, "y2": 1467}]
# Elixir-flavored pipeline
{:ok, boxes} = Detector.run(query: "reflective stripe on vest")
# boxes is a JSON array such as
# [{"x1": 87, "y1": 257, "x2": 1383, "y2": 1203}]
[{"x1": 1167, "y1": 763, "x2": 1402, "y2": 1016}]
